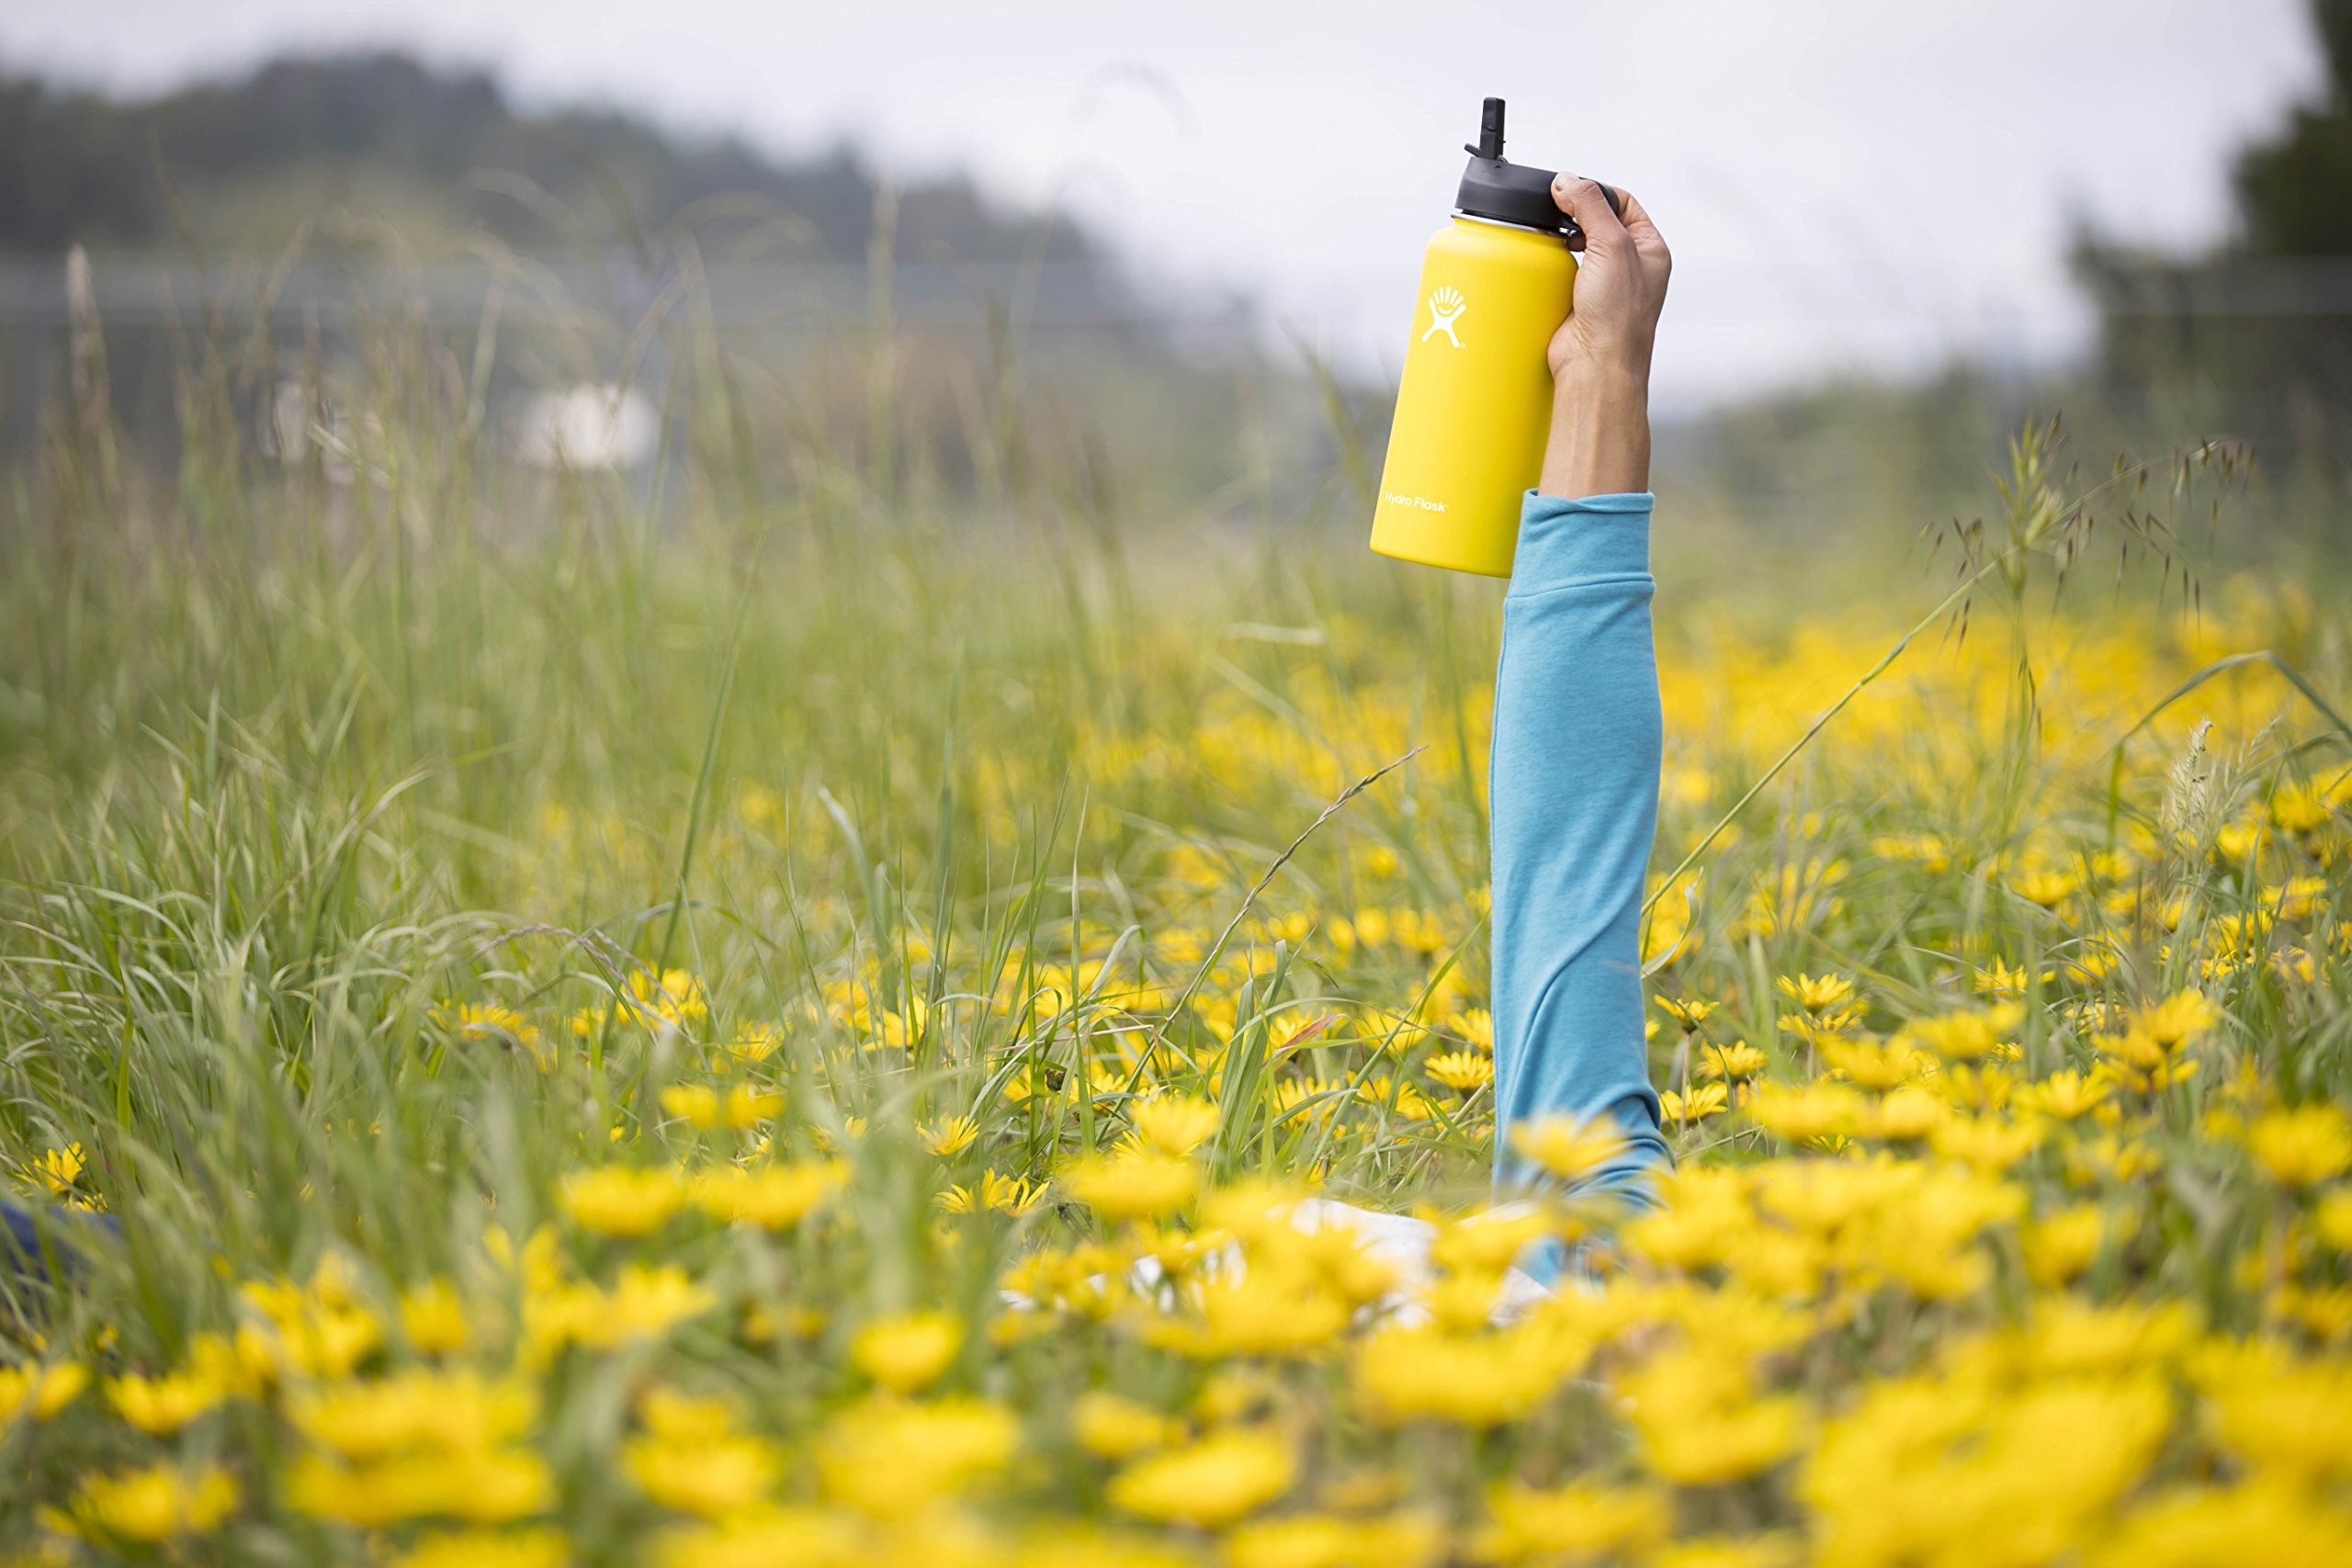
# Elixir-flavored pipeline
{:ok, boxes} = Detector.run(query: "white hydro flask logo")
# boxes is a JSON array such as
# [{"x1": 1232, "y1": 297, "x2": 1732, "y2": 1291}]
[{"x1": 1421, "y1": 286, "x2": 1467, "y2": 347}]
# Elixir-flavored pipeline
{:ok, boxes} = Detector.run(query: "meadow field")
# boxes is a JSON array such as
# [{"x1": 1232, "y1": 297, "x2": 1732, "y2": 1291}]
[{"x1": 3, "y1": 308, "x2": 2350, "y2": 1567}]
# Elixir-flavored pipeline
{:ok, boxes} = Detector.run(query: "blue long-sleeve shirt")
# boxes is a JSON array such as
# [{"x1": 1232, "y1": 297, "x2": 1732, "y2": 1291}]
[{"x1": 1489, "y1": 490, "x2": 1668, "y2": 1208}]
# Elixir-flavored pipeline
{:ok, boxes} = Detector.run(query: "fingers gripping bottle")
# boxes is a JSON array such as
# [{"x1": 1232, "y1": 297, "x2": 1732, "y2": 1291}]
[{"x1": 1371, "y1": 96, "x2": 1609, "y2": 577}]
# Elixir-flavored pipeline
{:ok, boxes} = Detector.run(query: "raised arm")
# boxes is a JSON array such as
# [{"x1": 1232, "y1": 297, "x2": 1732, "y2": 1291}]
[{"x1": 1490, "y1": 175, "x2": 1673, "y2": 1209}]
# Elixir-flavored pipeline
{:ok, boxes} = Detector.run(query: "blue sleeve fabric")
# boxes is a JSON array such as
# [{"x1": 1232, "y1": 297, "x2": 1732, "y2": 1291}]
[{"x1": 1489, "y1": 489, "x2": 1668, "y2": 1211}]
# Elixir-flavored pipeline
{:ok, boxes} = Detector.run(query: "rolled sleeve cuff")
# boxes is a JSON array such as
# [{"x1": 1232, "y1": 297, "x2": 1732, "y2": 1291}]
[{"x1": 1510, "y1": 490, "x2": 1653, "y2": 594}]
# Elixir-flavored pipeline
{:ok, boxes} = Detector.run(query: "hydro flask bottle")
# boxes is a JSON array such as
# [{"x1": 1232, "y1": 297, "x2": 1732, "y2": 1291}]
[{"x1": 1370, "y1": 97, "x2": 1618, "y2": 578}]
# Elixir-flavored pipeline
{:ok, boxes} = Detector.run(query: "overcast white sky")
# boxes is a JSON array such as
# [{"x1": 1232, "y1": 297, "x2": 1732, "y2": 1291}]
[{"x1": 1, "y1": 0, "x2": 2325, "y2": 410}]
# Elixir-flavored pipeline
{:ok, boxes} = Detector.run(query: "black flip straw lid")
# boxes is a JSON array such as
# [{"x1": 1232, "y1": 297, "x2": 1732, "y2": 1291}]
[{"x1": 1453, "y1": 96, "x2": 1622, "y2": 245}]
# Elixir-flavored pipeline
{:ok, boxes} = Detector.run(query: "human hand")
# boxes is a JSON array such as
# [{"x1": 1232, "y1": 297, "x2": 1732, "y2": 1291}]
[{"x1": 1547, "y1": 177, "x2": 1670, "y2": 386}]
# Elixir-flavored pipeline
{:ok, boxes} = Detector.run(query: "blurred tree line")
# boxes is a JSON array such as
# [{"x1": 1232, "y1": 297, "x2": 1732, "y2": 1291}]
[
  {"x1": 2074, "y1": 0, "x2": 2352, "y2": 492},
  {"x1": 0, "y1": 53, "x2": 1340, "y2": 519},
  {"x1": 0, "y1": 51, "x2": 1106, "y2": 269}
]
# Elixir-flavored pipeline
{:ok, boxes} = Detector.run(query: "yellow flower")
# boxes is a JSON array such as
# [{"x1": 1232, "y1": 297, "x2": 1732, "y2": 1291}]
[
  {"x1": 2202, "y1": 1359, "x2": 2352, "y2": 1483},
  {"x1": 1453, "y1": 1008, "x2": 1496, "y2": 1051},
  {"x1": 1425, "y1": 1051, "x2": 1495, "y2": 1094},
  {"x1": 1899, "y1": 1003, "x2": 2023, "y2": 1061},
  {"x1": 288, "y1": 1447, "x2": 552, "y2": 1527},
  {"x1": 0, "y1": 1359, "x2": 87, "y2": 1423},
  {"x1": 625, "y1": 968, "x2": 708, "y2": 1029},
  {"x1": 1660, "y1": 1081, "x2": 1730, "y2": 1124},
  {"x1": 851, "y1": 1312, "x2": 962, "y2": 1395},
  {"x1": 694, "y1": 1159, "x2": 846, "y2": 1231},
  {"x1": 1227, "y1": 1511, "x2": 1446, "y2": 1568},
  {"x1": 1131, "y1": 1093, "x2": 1220, "y2": 1156},
  {"x1": 2245, "y1": 1105, "x2": 2352, "y2": 1187},
  {"x1": 817, "y1": 1396, "x2": 1018, "y2": 1515},
  {"x1": 439, "y1": 1004, "x2": 547, "y2": 1066},
  {"x1": 876, "y1": 1001, "x2": 929, "y2": 1051},
  {"x1": 1863, "y1": 1084, "x2": 1947, "y2": 1140},
  {"x1": 1776, "y1": 973, "x2": 1856, "y2": 1015},
  {"x1": 2092, "y1": 1483, "x2": 2352, "y2": 1568},
  {"x1": 392, "y1": 1529, "x2": 571, "y2": 1568},
  {"x1": 1474, "y1": 1482, "x2": 1668, "y2": 1565},
  {"x1": 401, "y1": 1278, "x2": 473, "y2": 1356},
  {"x1": 1648, "y1": 1537, "x2": 1800, "y2": 1568},
  {"x1": 1063, "y1": 1151, "x2": 1196, "y2": 1223},
  {"x1": 2018, "y1": 1068, "x2": 2109, "y2": 1120},
  {"x1": 1106, "y1": 1429, "x2": 1295, "y2": 1529},
  {"x1": 1622, "y1": 1348, "x2": 1804, "y2": 1484},
  {"x1": 536, "y1": 1265, "x2": 716, "y2": 1353},
  {"x1": 942, "y1": 1168, "x2": 1049, "y2": 1217},
  {"x1": 722, "y1": 1086, "x2": 783, "y2": 1128},
  {"x1": 1816, "y1": 1036, "x2": 1920, "y2": 1091},
  {"x1": 1699, "y1": 1041, "x2": 1769, "y2": 1079},
  {"x1": 2270, "y1": 782, "x2": 2335, "y2": 834},
  {"x1": 659, "y1": 1083, "x2": 780, "y2": 1131},
  {"x1": 2134, "y1": 989, "x2": 2221, "y2": 1049},
  {"x1": 727, "y1": 1023, "x2": 783, "y2": 1065},
  {"x1": 107, "y1": 1368, "x2": 227, "y2": 1435},
  {"x1": 289, "y1": 1370, "x2": 537, "y2": 1463},
  {"x1": 920, "y1": 1114, "x2": 980, "y2": 1158},
  {"x1": 1354, "y1": 1324, "x2": 1585, "y2": 1427},
  {"x1": 1510, "y1": 1115, "x2": 1627, "y2": 1180},
  {"x1": 658, "y1": 1084, "x2": 720, "y2": 1128},
  {"x1": 2021, "y1": 1205, "x2": 2105, "y2": 1287},
  {"x1": 70, "y1": 1463, "x2": 239, "y2": 1542},
  {"x1": 1928, "y1": 1112, "x2": 2046, "y2": 1170},
  {"x1": 650, "y1": 1507, "x2": 865, "y2": 1568},
  {"x1": 1163, "y1": 1264, "x2": 1351, "y2": 1360},
  {"x1": 1358, "y1": 1075, "x2": 1439, "y2": 1122},
  {"x1": 2014, "y1": 865, "x2": 2081, "y2": 907},
  {"x1": 638, "y1": 1384, "x2": 739, "y2": 1442},
  {"x1": 1871, "y1": 832, "x2": 1951, "y2": 872},
  {"x1": 1657, "y1": 996, "x2": 1719, "y2": 1029},
  {"x1": 1747, "y1": 1082, "x2": 1865, "y2": 1143},
  {"x1": 1973, "y1": 958, "x2": 2035, "y2": 996},
  {"x1": 2315, "y1": 1189, "x2": 2352, "y2": 1253},
  {"x1": 1071, "y1": 1390, "x2": 1182, "y2": 1460},
  {"x1": 31, "y1": 1142, "x2": 85, "y2": 1198},
  {"x1": 627, "y1": 1431, "x2": 781, "y2": 1517},
  {"x1": 559, "y1": 1165, "x2": 684, "y2": 1237}
]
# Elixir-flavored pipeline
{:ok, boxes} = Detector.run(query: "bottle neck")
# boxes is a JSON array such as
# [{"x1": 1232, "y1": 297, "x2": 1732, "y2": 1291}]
[{"x1": 1450, "y1": 210, "x2": 1568, "y2": 243}]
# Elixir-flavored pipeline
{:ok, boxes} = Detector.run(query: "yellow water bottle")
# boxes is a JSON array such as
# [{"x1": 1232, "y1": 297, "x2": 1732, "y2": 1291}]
[{"x1": 1371, "y1": 97, "x2": 1616, "y2": 577}]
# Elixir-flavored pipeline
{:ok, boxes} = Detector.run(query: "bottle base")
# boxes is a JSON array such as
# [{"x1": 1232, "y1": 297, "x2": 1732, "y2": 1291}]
[{"x1": 1368, "y1": 537, "x2": 1515, "y2": 580}]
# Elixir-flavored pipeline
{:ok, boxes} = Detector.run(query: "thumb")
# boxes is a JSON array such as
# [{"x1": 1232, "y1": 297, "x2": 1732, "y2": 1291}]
[{"x1": 1552, "y1": 174, "x2": 1626, "y2": 255}]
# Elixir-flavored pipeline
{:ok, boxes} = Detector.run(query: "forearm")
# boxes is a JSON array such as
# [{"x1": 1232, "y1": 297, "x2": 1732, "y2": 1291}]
[
  {"x1": 1488, "y1": 487, "x2": 1668, "y2": 1205},
  {"x1": 1537, "y1": 366, "x2": 1651, "y2": 499}
]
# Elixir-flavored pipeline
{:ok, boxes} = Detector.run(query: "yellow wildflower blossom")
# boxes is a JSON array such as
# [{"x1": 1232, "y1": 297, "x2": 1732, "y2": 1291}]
[
  {"x1": 1131, "y1": 1093, "x2": 1220, "y2": 1156},
  {"x1": 107, "y1": 1368, "x2": 227, "y2": 1436},
  {"x1": 1106, "y1": 1429, "x2": 1295, "y2": 1529},
  {"x1": 817, "y1": 1396, "x2": 1018, "y2": 1515},
  {"x1": 694, "y1": 1160, "x2": 846, "y2": 1231},
  {"x1": 1063, "y1": 1151, "x2": 1196, "y2": 1222},
  {"x1": 559, "y1": 1165, "x2": 685, "y2": 1237},
  {"x1": 851, "y1": 1312, "x2": 962, "y2": 1395},
  {"x1": 1425, "y1": 1051, "x2": 1495, "y2": 1094},
  {"x1": 1071, "y1": 1391, "x2": 1182, "y2": 1460},
  {"x1": 0, "y1": 1360, "x2": 87, "y2": 1424},
  {"x1": 920, "y1": 1113, "x2": 979, "y2": 1158},
  {"x1": 626, "y1": 1431, "x2": 781, "y2": 1517},
  {"x1": 69, "y1": 1463, "x2": 238, "y2": 1543},
  {"x1": 1475, "y1": 1482, "x2": 1668, "y2": 1565},
  {"x1": 393, "y1": 1529, "x2": 571, "y2": 1568},
  {"x1": 2245, "y1": 1104, "x2": 2352, "y2": 1187}
]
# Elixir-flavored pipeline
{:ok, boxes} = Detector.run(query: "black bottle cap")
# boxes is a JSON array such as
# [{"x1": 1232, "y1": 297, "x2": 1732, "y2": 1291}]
[{"x1": 1453, "y1": 96, "x2": 1622, "y2": 245}]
